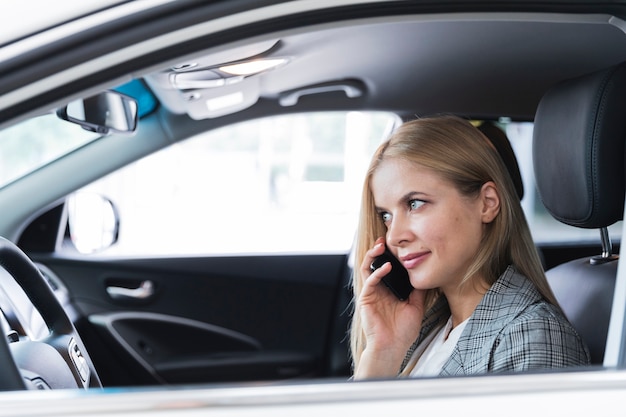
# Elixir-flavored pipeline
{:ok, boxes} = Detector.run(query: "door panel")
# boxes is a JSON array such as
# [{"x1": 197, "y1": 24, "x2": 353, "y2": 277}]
[{"x1": 29, "y1": 253, "x2": 352, "y2": 386}]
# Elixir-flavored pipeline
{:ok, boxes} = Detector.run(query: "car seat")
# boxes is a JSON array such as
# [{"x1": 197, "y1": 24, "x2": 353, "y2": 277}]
[
  {"x1": 478, "y1": 121, "x2": 524, "y2": 201},
  {"x1": 532, "y1": 62, "x2": 626, "y2": 364}
]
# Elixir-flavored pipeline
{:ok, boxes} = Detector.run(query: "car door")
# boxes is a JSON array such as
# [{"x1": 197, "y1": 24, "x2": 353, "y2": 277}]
[
  {"x1": 17, "y1": 110, "x2": 398, "y2": 387},
  {"x1": 29, "y1": 242, "x2": 353, "y2": 386}
]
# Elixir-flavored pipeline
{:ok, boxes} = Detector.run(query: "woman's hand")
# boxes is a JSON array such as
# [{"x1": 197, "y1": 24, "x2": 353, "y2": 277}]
[{"x1": 354, "y1": 237, "x2": 426, "y2": 379}]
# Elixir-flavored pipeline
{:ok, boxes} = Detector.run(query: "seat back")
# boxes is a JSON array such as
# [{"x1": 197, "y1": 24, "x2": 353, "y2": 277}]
[
  {"x1": 533, "y1": 62, "x2": 626, "y2": 364},
  {"x1": 478, "y1": 121, "x2": 524, "y2": 201}
]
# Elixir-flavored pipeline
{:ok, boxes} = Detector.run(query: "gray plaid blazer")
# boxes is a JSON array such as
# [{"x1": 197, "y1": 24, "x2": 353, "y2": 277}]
[{"x1": 400, "y1": 266, "x2": 590, "y2": 375}]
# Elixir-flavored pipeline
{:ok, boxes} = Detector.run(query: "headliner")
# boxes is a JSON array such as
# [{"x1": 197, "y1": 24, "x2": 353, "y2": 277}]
[{"x1": 148, "y1": 12, "x2": 626, "y2": 125}]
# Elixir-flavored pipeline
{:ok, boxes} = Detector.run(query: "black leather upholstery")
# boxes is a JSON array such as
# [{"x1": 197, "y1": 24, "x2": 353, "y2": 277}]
[
  {"x1": 533, "y1": 63, "x2": 626, "y2": 229},
  {"x1": 532, "y1": 63, "x2": 626, "y2": 364},
  {"x1": 544, "y1": 257, "x2": 616, "y2": 364},
  {"x1": 479, "y1": 121, "x2": 524, "y2": 200}
]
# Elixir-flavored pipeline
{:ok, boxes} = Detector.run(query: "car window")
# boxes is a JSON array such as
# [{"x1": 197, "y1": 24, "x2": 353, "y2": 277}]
[
  {"x1": 69, "y1": 115, "x2": 621, "y2": 256},
  {"x1": 0, "y1": 81, "x2": 156, "y2": 191},
  {"x1": 74, "y1": 111, "x2": 400, "y2": 255},
  {"x1": 0, "y1": 114, "x2": 101, "y2": 189}
]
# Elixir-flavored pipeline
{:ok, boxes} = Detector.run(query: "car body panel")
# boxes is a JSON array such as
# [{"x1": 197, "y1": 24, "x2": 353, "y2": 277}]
[{"x1": 0, "y1": 369, "x2": 624, "y2": 415}]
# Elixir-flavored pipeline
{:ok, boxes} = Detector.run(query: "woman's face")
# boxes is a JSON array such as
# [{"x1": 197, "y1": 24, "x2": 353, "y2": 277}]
[{"x1": 370, "y1": 157, "x2": 497, "y2": 294}]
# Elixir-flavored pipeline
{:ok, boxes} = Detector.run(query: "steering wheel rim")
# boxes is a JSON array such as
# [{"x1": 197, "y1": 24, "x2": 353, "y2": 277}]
[{"x1": 0, "y1": 236, "x2": 101, "y2": 390}]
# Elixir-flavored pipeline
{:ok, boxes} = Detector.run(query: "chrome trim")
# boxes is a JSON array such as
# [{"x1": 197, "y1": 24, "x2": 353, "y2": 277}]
[{"x1": 106, "y1": 281, "x2": 155, "y2": 300}]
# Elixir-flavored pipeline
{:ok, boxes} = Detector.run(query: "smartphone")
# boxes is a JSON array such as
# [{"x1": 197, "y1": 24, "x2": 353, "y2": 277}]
[{"x1": 370, "y1": 248, "x2": 413, "y2": 301}]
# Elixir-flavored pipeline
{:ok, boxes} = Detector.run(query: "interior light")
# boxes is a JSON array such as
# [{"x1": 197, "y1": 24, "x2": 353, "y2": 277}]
[
  {"x1": 219, "y1": 58, "x2": 287, "y2": 76},
  {"x1": 206, "y1": 92, "x2": 245, "y2": 112},
  {"x1": 170, "y1": 71, "x2": 244, "y2": 90}
]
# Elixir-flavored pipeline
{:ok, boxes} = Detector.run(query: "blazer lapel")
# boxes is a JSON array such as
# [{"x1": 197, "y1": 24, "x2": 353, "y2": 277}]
[{"x1": 440, "y1": 266, "x2": 541, "y2": 375}]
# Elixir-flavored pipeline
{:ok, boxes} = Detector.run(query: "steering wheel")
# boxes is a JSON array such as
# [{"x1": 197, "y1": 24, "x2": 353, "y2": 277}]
[{"x1": 0, "y1": 237, "x2": 101, "y2": 390}]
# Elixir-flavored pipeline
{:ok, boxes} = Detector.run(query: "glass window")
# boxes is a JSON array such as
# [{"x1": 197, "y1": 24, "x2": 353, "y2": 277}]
[
  {"x1": 75, "y1": 111, "x2": 399, "y2": 256},
  {"x1": 0, "y1": 81, "x2": 155, "y2": 191},
  {"x1": 0, "y1": 114, "x2": 100, "y2": 189},
  {"x1": 69, "y1": 115, "x2": 615, "y2": 257}
]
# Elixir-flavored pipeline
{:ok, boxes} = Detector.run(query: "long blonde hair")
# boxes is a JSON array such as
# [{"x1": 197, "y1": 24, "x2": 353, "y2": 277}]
[{"x1": 349, "y1": 115, "x2": 556, "y2": 370}]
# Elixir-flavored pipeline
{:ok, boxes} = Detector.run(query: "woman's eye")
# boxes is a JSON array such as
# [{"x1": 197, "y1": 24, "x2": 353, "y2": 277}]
[
  {"x1": 409, "y1": 199, "x2": 425, "y2": 210},
  {"x1": 380, "y1": 212, "x2": 392, "y2": 223}
]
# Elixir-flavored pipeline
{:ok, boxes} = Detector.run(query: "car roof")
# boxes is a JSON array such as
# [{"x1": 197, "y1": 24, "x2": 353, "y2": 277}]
[
  {"x1": 0, "y1": 0, "x2": 134, "y2": 46},
  {"x1": 4, "y1": 1, "x2": 626, "y2": 128},
  {"x1": 146, "y1": 12, "x2": 626, "y2": 122}
]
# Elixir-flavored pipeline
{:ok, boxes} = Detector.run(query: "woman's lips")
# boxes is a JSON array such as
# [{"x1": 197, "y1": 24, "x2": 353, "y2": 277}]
[{"x1": 401, "y1": 252, "x2": 430, "y2": 269}]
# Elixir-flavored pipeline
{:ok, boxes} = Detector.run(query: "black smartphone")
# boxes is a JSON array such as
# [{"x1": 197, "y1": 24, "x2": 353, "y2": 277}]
[{"x1": 370, "y1": 248, "x2": 413, "y2": 301}]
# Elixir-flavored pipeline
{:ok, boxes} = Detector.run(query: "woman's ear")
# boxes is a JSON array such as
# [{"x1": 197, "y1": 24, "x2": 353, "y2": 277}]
[{"x1": 480, "y1": 181, "x2": 501, "y2": 224}]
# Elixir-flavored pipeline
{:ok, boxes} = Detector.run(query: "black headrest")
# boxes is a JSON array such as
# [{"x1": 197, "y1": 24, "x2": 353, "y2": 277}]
[
  {"x1": 478, "y1": 122, "x2": 524, "y2": 200},
  {"x1": 533, "y1": 63, "x2": 626, "y2": 229}
]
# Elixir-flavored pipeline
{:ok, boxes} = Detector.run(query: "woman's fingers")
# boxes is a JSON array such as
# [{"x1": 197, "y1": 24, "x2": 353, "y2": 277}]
[
  {"x1": 366, "y1": 261, "x2": 391, "y2": 287},
  {"x1": 360, "y1": 242, "x2": 388, "y2": 291},
  {"x1": 362, "y1": 239, "x2": 385, "y2": 272}
]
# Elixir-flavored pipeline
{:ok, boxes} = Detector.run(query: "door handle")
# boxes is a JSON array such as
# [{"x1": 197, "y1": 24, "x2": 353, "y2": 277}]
[{"x1": 106, "y1": 280, "x2": 154, "y2": 300}]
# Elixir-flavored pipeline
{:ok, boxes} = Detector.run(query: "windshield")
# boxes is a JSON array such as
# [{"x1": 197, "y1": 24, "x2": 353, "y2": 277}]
[
  {"x1": 0, "y1": 113, "x2": 101, "y2": 188},
  {"x1": 0, "y1": 79, "x2": 156, "y2": 189}
]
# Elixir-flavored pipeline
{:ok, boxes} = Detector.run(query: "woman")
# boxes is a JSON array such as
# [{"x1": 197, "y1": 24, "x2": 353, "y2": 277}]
[{"x1": 350, "y1": 116, "x2": 589, "y2": 379}]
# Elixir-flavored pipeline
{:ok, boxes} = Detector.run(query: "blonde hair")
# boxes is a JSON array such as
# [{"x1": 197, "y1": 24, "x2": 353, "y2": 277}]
[{"x1": 349, "y1": 115, "x2": 556, "y2": 370}]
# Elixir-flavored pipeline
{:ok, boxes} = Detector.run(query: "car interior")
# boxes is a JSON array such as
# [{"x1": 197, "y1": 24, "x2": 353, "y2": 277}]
[
  {"x1": 533, "y1": 62, "x2": 626, "y2": 365},
  {"x1": 2, "y1": 2, "x2": 626, "y2": 395}
]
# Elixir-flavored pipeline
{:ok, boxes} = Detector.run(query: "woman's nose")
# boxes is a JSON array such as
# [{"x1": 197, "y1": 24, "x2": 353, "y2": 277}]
[{"x1": 386, "y1": 213, "x2": 413, "y2": 246}]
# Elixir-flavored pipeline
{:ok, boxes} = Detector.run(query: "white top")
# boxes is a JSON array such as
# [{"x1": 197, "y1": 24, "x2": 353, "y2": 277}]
[{"x1": 409, "y1": 316, "x2": 469, "y2": 377}]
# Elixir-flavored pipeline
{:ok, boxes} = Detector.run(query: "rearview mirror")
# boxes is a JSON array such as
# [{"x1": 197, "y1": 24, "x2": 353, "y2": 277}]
[{"x1": 57, "y1": 91, "x2": 138, "y2": 134}]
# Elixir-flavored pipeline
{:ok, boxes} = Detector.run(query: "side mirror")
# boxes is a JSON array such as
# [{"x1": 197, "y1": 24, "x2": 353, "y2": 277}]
[
  {"x1": 67, "y1": 193, "x2": 120, "y2": 254},
  {"x1": 57, "y1": 91, "x2": 138, "y2": 135}
]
